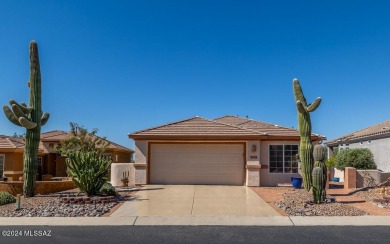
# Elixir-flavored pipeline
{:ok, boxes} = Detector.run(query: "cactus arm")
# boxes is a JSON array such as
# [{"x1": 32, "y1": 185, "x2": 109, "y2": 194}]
[
  {"x1": 307, "y1": 97, "x2": 322, "y2": 112},
  {"x1": 3, "y1": 105, "x2": 22, "y2": 126},
  {"x1": 41, "y1": 112, "x2": 50, "y2": 126},
  {"x1": 19, "y1": 117, "x2": 37, "y2": 129},
  {"x1": 11, "y1": 104, "x2": 29, "y2": 120},
  {"x1": 10, "y1": 100, "x2": 32, "y2": 114},
  {"x1": 293, "y1": 78, "x2": 307, "y2": 106},
  {"x1": 296, "y1": 100, "x2": 306, "y2": 113}
]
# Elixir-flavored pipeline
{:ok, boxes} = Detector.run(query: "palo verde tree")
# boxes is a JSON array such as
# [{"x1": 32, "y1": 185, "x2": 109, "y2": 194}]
[
  {"x1": 3, "y1": 41, "x2": 50, "y2": 197},
  {"x1": 293, "y1": 78, "x2": 321, "y2": 191}
]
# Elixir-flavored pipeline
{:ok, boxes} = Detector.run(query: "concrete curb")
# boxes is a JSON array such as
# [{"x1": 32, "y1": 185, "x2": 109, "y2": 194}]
[
  {"x1": 1, "y1": 216, "x2": 390, "y2": 226},
  {"x1": 134, "y1": 216, "x2": 293, "y2": 226}
]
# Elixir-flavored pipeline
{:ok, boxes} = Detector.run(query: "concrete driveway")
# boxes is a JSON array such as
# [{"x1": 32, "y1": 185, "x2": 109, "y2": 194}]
[{"x1": 111, "y1": 185, "x2": 280, "y2": 217}]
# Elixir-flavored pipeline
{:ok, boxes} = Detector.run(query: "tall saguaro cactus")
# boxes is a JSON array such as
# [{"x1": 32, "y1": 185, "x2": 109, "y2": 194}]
[
  {"x1": 3, "y1": 41, "x2": 50, "y2": 197},
  {"x1": 293, "y1": 78, "x2": 321, "y2": 191}
]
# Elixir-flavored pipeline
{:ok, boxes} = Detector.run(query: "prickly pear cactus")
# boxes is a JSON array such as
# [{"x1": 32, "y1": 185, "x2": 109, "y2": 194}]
[
  {"x1": 312, "y1": 167, "x2": 325, "y2": 204},
  {"x1": 3, "y1": 41, "x2": 50, "y2": 197},
  {"x1": 293, "y1": 78, "x2": 321, "y2": 191}
]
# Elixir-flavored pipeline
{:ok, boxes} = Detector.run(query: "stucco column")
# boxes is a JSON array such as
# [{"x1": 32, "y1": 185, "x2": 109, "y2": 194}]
[{"x1": 344, "y1": 167, "x2": 357, "y2": 189}]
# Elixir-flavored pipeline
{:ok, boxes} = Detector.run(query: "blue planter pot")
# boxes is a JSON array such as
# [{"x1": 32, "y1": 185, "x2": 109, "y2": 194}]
[
  {"x1": 333, "y1": 177, "x2": 340, "y2": 182},
  {"x1": 291, "y1": 177, "x2": 303, "y2": 189}
]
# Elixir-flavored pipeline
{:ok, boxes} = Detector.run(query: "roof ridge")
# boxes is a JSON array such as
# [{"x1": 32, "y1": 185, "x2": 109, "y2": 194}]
[
  {"x1": 205, "y1": 117, "x2": 264, "y2": 135},
  {"x1": 129, "y1": 116, "x2": 202, "y2": 135}
]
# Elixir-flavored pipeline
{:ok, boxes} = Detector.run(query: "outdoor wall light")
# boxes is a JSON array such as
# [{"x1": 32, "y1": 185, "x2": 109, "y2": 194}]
[{"x1": 251, "y1": 144, "x2": 257, "y2": 152}]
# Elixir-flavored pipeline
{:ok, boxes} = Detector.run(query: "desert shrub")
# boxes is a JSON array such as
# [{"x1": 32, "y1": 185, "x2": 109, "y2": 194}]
[
  {"x1": 325, "y1": 155, "x2": 336, "y2": 168},
  {"x1": 0, "y1": 191, "x2": 16, "y2": 205},
  {"x1": 99, "y1": 182, "x2": 117, "y2": 196},
  {"x1": 66, "y1": 150, "x2": 111, "y2": 196},
  {"x1": 334, "y1": 148, "x2": 376, "y2": 170}
]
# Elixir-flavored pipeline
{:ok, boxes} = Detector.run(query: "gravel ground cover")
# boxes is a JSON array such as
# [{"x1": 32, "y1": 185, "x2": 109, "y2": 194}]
[
  {"x1": 274, "y1": 188, "x2": 369, "y2": 216},
  {"x1": 0, "y1": 187, "x2": 139, "y2": 217},
  {"x1": 355, "y1": 188, "x2": 390, "y2": 209}
]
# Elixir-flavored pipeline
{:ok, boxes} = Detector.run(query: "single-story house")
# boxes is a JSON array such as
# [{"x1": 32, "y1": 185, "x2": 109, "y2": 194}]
[
  {"x1": 326, "y1": 120, "x2": 390, "y2": 172},
  {"x1": 129, "y1": 115, "x2": 325, "y2": 186},
  {"x1": 0, "y1": 130, "x2": 134, "y2": 181}
]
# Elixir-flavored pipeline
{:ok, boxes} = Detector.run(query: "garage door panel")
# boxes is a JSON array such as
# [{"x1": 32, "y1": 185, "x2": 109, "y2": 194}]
[{"x1": 150, "y1": 144, "x2": 244, "y2": 185}]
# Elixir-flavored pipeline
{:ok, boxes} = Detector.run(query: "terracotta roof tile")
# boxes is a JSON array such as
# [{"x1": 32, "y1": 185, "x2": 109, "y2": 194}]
[
  {"x1": 129, "y1": 115, "x2": 326, "y2": 140},
  {"x1": 129, "y1": 116, "x2": 263, "y2": 138},
  {"x1": 326, "y1": 120, "x2": 390, "y2": 145},
  {"x1": 214, "y1": 115, "x2": 325, "y2": 138},
  {"x1": 0, "y1": 131, "x2": 133, "y2": 153}
]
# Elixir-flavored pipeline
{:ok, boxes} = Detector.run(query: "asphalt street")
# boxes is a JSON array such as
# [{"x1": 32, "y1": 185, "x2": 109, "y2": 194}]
[{"x1": 0, "y1": 226, "x2": 390, "y2": 244}]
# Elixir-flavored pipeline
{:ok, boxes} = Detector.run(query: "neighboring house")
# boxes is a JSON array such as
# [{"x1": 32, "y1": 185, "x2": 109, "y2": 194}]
[
  {"x1": 0, "y1": 130, "x2": 134, "y2": 181},
  {"x1": 326, "y1": 120, "x2": 390, "y2": 172},
  {"x1": 129, "y1": 116, "x2": 325, "y2": 186}
]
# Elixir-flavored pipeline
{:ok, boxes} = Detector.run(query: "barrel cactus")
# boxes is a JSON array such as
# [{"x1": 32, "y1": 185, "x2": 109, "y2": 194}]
[
  {"x1": 293, "y1": 78, "x2": 321, "y2": 191},
  {"x1": 3, "y1": 41, "x2": 50, "y2": 197},
  {"x1": 312, "y1": 167, "x2": 325, "y2": 204}
]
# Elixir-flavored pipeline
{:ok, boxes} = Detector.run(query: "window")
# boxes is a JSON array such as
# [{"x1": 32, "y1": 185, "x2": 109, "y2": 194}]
[
  {"x1": 269, "y1": 145, "x2": 299, "y2": 173},
  {"x1": 102, "y1": 154, "x2": 112, "y2": 161},
  {"x1": 0, "y1": 155, "x2": 4, "y2": 177}
]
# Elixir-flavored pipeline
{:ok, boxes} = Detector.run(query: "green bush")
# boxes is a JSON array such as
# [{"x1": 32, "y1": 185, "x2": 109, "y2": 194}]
[
  {"x1": 325, "y1": 155, "x2": 336, "y2": 168},
  {"x1": 0, "y1": 191, "x2": 16, "y2": 205},
  {"x1": 334, "y1": 148, "x2": 376, "y2": 170},
  {"x1": 99, "y1": 182, "x2": 117, "y2": 196},
  {"x1": 66, "y1": 150, "x2": 111, "y2": 196}
]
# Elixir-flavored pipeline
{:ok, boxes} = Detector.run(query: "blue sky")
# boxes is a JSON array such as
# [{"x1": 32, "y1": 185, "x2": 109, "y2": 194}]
[{"x1": 1, "y1": 1, "x2": 390, "y2": 148}]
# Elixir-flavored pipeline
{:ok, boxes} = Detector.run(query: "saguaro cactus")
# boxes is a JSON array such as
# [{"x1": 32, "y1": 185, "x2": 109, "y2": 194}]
[
  {"x1": 313, "y1": 144, "x2": 327, "y2": 201},
  {"x1": 293, "y1": 78, "x2": 321, "y2": 191},
  {"x1": 3, "y1": 41, "x2": 50, "y2": 197},
  {"x1": 312, "y1": 167, "x2": 325, "y2": 204}
]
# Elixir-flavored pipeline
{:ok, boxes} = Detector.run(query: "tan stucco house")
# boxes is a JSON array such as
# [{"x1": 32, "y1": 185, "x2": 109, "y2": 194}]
[
  {"x1": 0, "y1": 130, "x2": 134, "y2": 181},
  {"x1": 129, "y1": 115, "x2": 325, "y2": 186}
]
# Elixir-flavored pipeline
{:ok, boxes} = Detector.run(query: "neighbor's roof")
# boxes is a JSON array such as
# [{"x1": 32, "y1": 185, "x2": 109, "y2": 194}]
[
  {"x1": 326, "y1": 120, "x2": 390, "y2": 146},
  {"x1": 128, "y1": 115, "x2": 326, "y2": 140},
  {"x1": 41, "y1": 130, "x2": 133, "y2": 152},
  {"x1": 0, "y1": 131, "x2": 133, "y2": 153},
  {"x1": 0, "y1": 136, "x2": 47, "y2": 153}
]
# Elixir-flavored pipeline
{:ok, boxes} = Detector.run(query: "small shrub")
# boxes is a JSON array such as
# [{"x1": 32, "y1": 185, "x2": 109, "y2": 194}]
[
  {"x1": 99, "y1": 182, "x2": 117, "y2": 196},
  {"x1": 334, "y1": 148, "x2": 376, "y2": 170},
  {"x1": 325, "y1": 155, "x2": 336, "y2": 168},
  {"x1": 0, "y1": 191, "x2": 16, "y2": 205}
]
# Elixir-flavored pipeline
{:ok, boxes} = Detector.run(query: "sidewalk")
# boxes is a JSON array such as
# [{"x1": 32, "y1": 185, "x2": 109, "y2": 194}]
[{"x1": 1, "y1": 216, "x2": 390, "y2": 226}]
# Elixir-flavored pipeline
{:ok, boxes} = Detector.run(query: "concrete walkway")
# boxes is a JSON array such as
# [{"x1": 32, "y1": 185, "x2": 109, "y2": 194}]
[
  {"x1": 111, "y1": 185, "x2": 280, "y2": 217},
  {"x1": 1, "y1": 216, "x2": 390, "y2": 226}
]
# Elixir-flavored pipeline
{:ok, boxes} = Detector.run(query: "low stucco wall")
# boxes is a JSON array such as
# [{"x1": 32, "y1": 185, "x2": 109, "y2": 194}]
[
  {"x1": 0, "y1": 180, "x2": 77, "y2": 196},
  {"x1": 356, "y1": 170, "x2": 390, "y2": 188},
  {"x1": 110, "y1": 163, "x2": 135, "y2": 187}
]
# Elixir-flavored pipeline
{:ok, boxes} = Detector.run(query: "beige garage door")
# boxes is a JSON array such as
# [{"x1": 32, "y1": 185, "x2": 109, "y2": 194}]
[{"x1": 150, "y1": 143, "x2": 244, "y2": 185}]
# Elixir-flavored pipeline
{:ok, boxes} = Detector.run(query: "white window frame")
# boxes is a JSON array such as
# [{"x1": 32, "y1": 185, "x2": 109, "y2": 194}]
[
  {"x1": 268, "y1": 144, "x2": 299, "y2": 174},
  {"x1": 0, "y1": 154, "x2": 5, "y2": 178}
]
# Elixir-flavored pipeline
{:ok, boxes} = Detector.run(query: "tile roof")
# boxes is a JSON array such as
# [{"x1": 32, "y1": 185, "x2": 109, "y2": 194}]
[
  {"x1": 129, "y1": 115, "x2": 326, "y2": 140},
  {"x1": 326, "y1": 120, "x2": 390, "y2": 146},
  {"x1": 129, "y1": 116, "x2": 264, "y2": 138},
  {"x1": 41, "y1": 130, "x2": 133, "y2": 152},
  {"x1": 0, "y1": 136, "x2": 47, "y2": 152},
  {"x1": 0, "y1": 131, "x2": 133, "y2": 153},
  {"x1": 214, "y1": 115, "x2": 325, "y2": 138}
]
